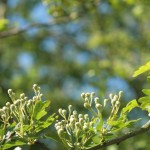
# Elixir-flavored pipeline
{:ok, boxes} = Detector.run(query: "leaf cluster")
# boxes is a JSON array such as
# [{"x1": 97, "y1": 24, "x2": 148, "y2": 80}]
[{"x1": 0, "y1": 84, "x2": 56, "y2": 149}]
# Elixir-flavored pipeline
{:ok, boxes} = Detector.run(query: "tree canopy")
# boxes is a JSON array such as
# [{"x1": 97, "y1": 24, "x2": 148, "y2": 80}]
[{"x1": 0, "y1": 0, "x2": 150, "y2": 149}]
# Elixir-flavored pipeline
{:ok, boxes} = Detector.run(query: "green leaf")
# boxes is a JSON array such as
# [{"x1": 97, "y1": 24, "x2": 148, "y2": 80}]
[
  {"x1": 92, "y1": 135, "x2": 102, "y2": 144},
  {"x1": 0, "y1": 128, "x2": 4, "y2": 140},
  {"x1": 95, "y1": 118, "x2": 103, "y2": 132},
  {"x1": 2, "y1": 139, "x2": 26, "y2": 149},
  {"x1": 142, "y1": 89, "x2": 150, "y2": 95},
  {"x1": 110, "y1": 118, "x2": 141, "y2": 133},
  {"x1": 33, "y1": 100, "x2": 51, "y2": 120},
  {"x1": 121, "y1": 99, "x2": 139, "y2": 114},
  {"x1": 133, "y1": 61, "x2": 150, "y2": 77},
  {"x1": 138, "y1": 96, "x2": 150, "y2": 111},
  {"x1": 0, "y1": 19, "x2": 8, "y2": 31},
  {"x1": 35, "y1": 114, "x2": 55, "y2": 133}
]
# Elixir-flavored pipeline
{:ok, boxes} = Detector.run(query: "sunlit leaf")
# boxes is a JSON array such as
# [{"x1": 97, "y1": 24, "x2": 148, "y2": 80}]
[
  {"x1": 35, "y1": 114, "x2": 55, "y2": 132},
  {"x1": 133, "y1": 61, "x2": 150, "y2": 77},
  {"x1": 2, "y1": 139, "x2": 26, "y2": 149},
  {"x1": 33, "y1": 100, "x2": 51, "y2": 120},
  {"x1": 142, "y1": 89, "x2": 150, "y2": 95},
  {"x1": 0, "y1": 19, "x2": 8, "y2": 31},
  {"x1": 121, "y1": 99, "x2": 139, "y2": 114}
]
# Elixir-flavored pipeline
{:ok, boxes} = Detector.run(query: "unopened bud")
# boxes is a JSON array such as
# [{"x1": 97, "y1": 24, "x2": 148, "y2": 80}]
[
  {"x1": 79, "y1": 118, "x2": 83, "y2": 123},
  {"x1": 58, "y1": 108, "x2": 62, "y2": 115},
  {"x1": 81, "y1": 93, "x2": 85, "y2": 99},
  {"x1": 78, "y1": 114, "x2": 83, "y2": 118},
  {"x1": 84, "y1": 102, "x2": 90, "y2": 109},
  {"x1": 91, "y1": 92, "x2": 95, "y2": 97},
  {"x1": 94, "y1": 97, "x2": 99, "y2": 104},
  {"x1": 75, "y1": 122, "x2": 80, "y2": 128},
  {"x1": 6, "y1": 102, "x2": 10, "y2": 107},
  {"x1": 20, "y1": 93, "x2": 25, "y2": 99},
  {"x1": 104, "y1": 99, "x2": 109, "y2": 107},
  {"x1": 62, "y1": 109, "x2": 67, "y2": 116},
  {"x1": 119, "y1": 91, "x2": 123, "y2": 97},
  {"x1": 84, "y1": 114, "x2": 88, "y2": 119},
  {"x1": 68, "y1": 105, "x2": 72, "y2": 112},
  {"x1": 85, "y1": 93, "x2": 90, "y2": 98},
  {"x1": 8, "y1": 89, "x2": 13, "y2": 95},
  {"x1": 83, "y1": 125, "x2": 88, "y2": 131},
  {"x1": 109, "y1": 93, "x2": 113, "y2": 99},
  {"x1": 33, "y1": 84, "x2": 38, "y2": 92},
  {"x1": 58, "y1": 128, "x2": 64, "y2": 137},
  {"x1": 96, "y1": 103, "x2": 102, "y2": 109}
]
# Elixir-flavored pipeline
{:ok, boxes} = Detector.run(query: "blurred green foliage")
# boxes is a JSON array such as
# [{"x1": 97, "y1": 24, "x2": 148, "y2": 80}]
[{"x1": 0, "y1": 0, "x2": 150, "y2": 149}]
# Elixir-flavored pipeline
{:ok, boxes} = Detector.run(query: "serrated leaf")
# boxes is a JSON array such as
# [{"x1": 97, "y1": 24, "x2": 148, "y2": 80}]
[
  {"x1": 111, "y1": 118, "x2": 140, "y2": 133},
  {"x1": 133, "y1": 61, "x2": 150, "y2": 77},
  {"x1": 121, "y1": 99, "x2": 139, "y2": 114},
  {"x1": 33, "y1": 100, "x2": 51, "y2": 120},
  {"x1": 138, "y1": 96, "x2": 150, "y2": 111}
]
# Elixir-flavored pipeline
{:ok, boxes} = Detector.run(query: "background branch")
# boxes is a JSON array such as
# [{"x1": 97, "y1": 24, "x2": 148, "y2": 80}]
[
  {"x1": 86, "y1": 120, "x2": 150, "y2": 150},
  {"x1": 0, "y1": 16, "x2": 71, "y2": 39}
]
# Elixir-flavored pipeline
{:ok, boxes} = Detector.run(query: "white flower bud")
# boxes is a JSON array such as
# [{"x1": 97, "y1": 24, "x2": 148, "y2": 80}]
[
  {"x1": 10, "y1": 104, "x2": 15, "y2": 111},
  {"x1": 109, "y1": 93, "x2": 113, "y2": 99},
  {"x1": 81, "y1": 93, "x2": 85, "y2": 99},
  {"x1": 91, "y1": 92, "x2": 95, "y2": 97},
  {"x1": 62, "y1": 109, "x2": 67, "y2": 116},
  {"x1": 6, "y1": 102, "x2": 10, "y2": 107},
  {"x1": 58, "y1": 128, "x2": 64, "y2": 137},
  {"x1": 85, "y1": 93, "x2": 90, "y2": 98},
  {"x1": 96, "y1": 103, "x2": 102, "y2": 109},
  {"x1": 119, "y1": 91, "x2": 123, "y2": 97},
  {"x1": 58, "y1": 108, "x2": 62, "y2": 115},
  {"x1": 8, "y1": 89, "x2": 13, "y2": 95},
  {"x1": 104, "y1": 99, "x2": 109, "y2": 107},
  {"x1": 68, "y1": 105, "x2": 72, "y2": 112},
  {"x1": 78, "y1": 114, "x2": 83, "y2": 118},
  {"x1": 55, "y1": 125, "x2": 61, "y2": 131},
  {"x1": 94, "y1": 97, "x2": 99, "y2": 104},
  {"x1": 83, "y1": 125, "x2": 88, "y2": 131},
  {"x1": 70, "y1": 117, "x2": 75, "y2": 123},
  {"x1": 84, "y1": 114, "x2": 88, "y2": 119},
  {"x1": 33, "y1": 84, "x2": 38, "y2": 90},
  {"x1": 2, "y1": 106, "x2": 7, "y2": 111},
  {"x1": 20, "y1": 93, "x2": 25, "y2": 99},
  {"x1": 75, "y1": 122, "x2": 80, "y2": 128},
  {"x1": 90, "y1": 122, "x2": 94, "y2": 127},
  {"x1": 84, "y1": 102, "x2": 90, "y2": 109},
  {"x1": 84, "y1": 98, "x2": 89, "y2": 103},
  {"x1": 73, "y1": 110, "x2": 77, "y2": 116}
]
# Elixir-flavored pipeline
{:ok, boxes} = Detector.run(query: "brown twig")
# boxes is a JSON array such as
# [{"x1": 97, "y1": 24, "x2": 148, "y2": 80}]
[
  {"x1": 0, "y1": 17, "x2": 71, "y2": 39},
  {"x1": 86, "y1": 120, "x2": 150, "y2": 150}
]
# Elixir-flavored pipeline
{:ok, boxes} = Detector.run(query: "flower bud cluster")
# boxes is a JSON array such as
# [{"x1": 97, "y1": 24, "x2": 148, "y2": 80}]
[
  {"x1": 106, "y1": 91, "x2": 123, "y2": 127},
  {"x1": 0, "y1": 84, "x2": 43, "y2": 136},
  {"x1": 81, "y1": 92, "x2": 95, "y2": 109},
  {"x1": 55, "y1": 105, "x2": 96, "y2": 149},
  {"x1": 81, "y1": 92, "x2": 103, "y2": 116},
  {"x1": 33, "y1": 84, "x2": 43, "y2": 101},
  {"x1": 56, "y1": 91, "x2": 124, "y2": 149},
  {"x1": 0, "y1": 106, "x2": 10, "y2": 124},
  {"x1": 109, "y1": 91, "x2": 123, "y2": 113}
]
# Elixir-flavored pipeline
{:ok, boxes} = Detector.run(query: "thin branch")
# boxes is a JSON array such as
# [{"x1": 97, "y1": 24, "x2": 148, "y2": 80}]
[
  {"x1": 0, "y1": 16, "x2": 71, "y2": 39},
  {"x1": 86, "y1": 120, "x2": 150, "y2": 150}
]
